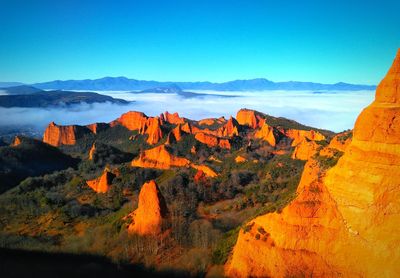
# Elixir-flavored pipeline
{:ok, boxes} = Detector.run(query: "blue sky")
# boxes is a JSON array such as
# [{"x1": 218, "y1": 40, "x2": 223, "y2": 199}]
[{"x1": 0, "y1": 0, "x2": 399, "y2": 84}]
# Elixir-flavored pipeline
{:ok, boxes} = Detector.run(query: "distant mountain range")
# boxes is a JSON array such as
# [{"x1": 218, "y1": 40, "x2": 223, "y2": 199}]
[
  {"x1": 30, "y1": 77, "x2": 376, "y2": 91},
  {"x1": 0, "y1": 86, "x2": 129, "y2": 108}
]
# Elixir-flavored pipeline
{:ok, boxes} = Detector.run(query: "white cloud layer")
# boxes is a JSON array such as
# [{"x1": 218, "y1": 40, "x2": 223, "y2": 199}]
[{"x1": 0, "y1": 90, "x2": 374, "y2": 133}]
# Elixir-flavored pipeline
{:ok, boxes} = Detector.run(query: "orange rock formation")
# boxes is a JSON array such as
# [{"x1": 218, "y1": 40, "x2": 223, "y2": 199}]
[
  {"x1": 11, "y1": 136, "x2": 22, "y2": 147},
  {"x1": 235, "y1": 155, "x2": 247, "y2": 163},
  {"x1": 236, "y1": 109, "x2": 265, "y2": 129},
  {"x1": 254, "y1": 123, "x2": 277, "y2": 146},
  {"x1": 43, "y1": 122, "x2": 91, "y2": 147},
  {"x1": 145, "y1": 117, "x2": 163, "y2": 145},
  {"x1": 86, "y1": 169, "x2": 115, "y2": 193},
  {"x1": 111, "y1": 111, "x2": 148, "y2": 131},
  {"x1": 291, "y1": 139, "x2": 320, "y2": 160},
  {"x1": 131, "y1": 144, "x2": 190, "y2": 169},
  {"x1": 88, "y1": 142, "x2": 96, "y2": 160},
  {"x1": 285, "y1": 129, "x2": 326, "y2": 146},
  {"x1": 226, "y1": 49, "x2": 400, "y2": 277},
  {"x1": 195, "y1": 132, "x2": 231, "y2": 149},
  {"x1": 128, "y1": 180, "x2": 168, "y2": 236},
  {"x1": 218, "y1": 117, "x2": 239, "y2": 137},
  {"x1": 163, "y1": 111, "x2": 185, "y2": 124},
  {"x1": 191, "y1": 164, "x2": 218, "y2": 178}
]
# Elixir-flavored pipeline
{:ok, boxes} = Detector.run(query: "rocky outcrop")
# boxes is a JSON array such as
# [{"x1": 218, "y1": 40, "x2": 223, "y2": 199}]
[
  {"x1": 111, "y1": 111, "x2": 164, "y2": 145},
  {"x1": 11, "y1": 136, "x2": 22, "y2": 147},
  {"x1": 191, "y1": 164, "x2": 218, "y2": 178},
  {"x1": 254, "y1": 123, "x2": 277, "y2": 146},
  {"x1": 172, "y1": 124, "x2": 184, "y2": 141},
  {"x1": 284, "y1": 129, "x2": 326, "y2": 146},
  {"x1": 128, "y1": 180, "x2": 168, "y2": 236},
  {"x1": 163, "y1": 111, "x2": 185, "y2": 124},
  {"x1": 43, "y1": 122, "x2": 92, "y2": 147},
  {"x1": 132, "y1": 144, "x2": 190, "y2": 169},
  {"x1": 199, "y1": 117, "x2": 226, "y2": 126},
  {"x1": 145, "y1": 117, "x2": 163, "y2": 145},
  {"x1": 291, "y1": 139, "x2": 321, "y2": 160},
  {"x1": 86, "y1": 123, "x2": 109, "y2": 134},
  {"x1": 235, "y1": 155, "x2": 247, "y2": 163},
  {"x1": 86, "y1": 169, "x2": 115, "y2": 193},
  {"x1": 236, "y1": 109, "x2": 265, "y2": 129},
  {"x1": 88, "y1": 142, "x2": 96, "y2": 160},
  {"x1": 111, "y1": 111, "x2": 148, "y2": 131},
  {"x1": 226, "y1": 49, "x2": 400, "y2": 277},
  {"x1": 195, "y1": 132, "x2": 231, "y2": 149},
  {"x1": 218, "y1": 116, "x2": 239, "y2": 137}
]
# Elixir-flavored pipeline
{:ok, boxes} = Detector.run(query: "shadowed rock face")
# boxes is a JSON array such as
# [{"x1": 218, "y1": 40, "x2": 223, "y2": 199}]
[
  {"x1": 226, "y1": 49, "x2": 400, "y2": 277},
  {"x1": 128, "y1": 180, "x2": 168, "y2": 236}
]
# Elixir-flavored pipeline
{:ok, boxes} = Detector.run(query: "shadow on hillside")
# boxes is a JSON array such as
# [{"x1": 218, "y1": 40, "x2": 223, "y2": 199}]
[{"x1": 0, "y1": 248, "x2": 187, "y2": 278}]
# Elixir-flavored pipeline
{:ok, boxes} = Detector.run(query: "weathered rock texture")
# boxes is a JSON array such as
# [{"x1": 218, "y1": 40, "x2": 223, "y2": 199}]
[
  {"x1": 236, "y1": 109, "x2": 265, "y2": 129},
  {"x1": 226, "y1": 49, "x2": 400, "y2": 277},
  {"x1": 291, "y1": 139, "x2": 321, "y2": 160},
  {"x1": 254, "y1": 123, "x2": 277, "y2": 146},
  {"x1": 43, "y1": 122, "x2": 92, "y2": 146},
  {"x1": 131, "y1": 144, "x2": 190, "y2": 169},
  {"x1": 128, "y1": 180, "x2": 168, "y2": 236},
  {"x1": 86, "y1": 169, "x2": 115, "y2": 193}
]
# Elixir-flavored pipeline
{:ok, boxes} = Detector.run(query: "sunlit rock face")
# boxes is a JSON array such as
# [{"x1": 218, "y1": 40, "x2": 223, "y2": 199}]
[
  {"x1": 11, "y1": 136, "x2": 22, "y2": 147},
  {"x1": 191, "y1": 164, "x2": 218, "y2": 178},
  {"x1": 284, "y1": 129, "x2": 326, "y2": 146},
  {"x1": 111, "y1": 111, "x2": 148, "y2": 131},
  {"x1": 194, "y1": 132, "x2": 231, "y2": 149},
  {"x1": 128, "y1": 180, "x2": 168, "y2": 236},
  {"x1": 163, "y1": 111, "x2": 185, "y2": 125},
  {"x1": 218, "y1": 116, "x2": 240, "y2": 137},
  {"x1": 145, "y1": 117, "x2": 163, "y2": 145},
  {"x1": 226, "y1": 49, "x2": 400, "y2": 277},
  {"x1": 131, "y1": 144, "x2": 190, "y2": 169},
  {"x1": 291, "y1": 139, "x2": 321, "y2": 160},
  {"x1": 236, "y1": 108, "x2": 265, "y2": 129},
  {"x1": 86, "y1": 169, "x2": 115, "y2": 193},
  {"x1": 43, "y1": 122, "x2": 92, "y2": 146},
  {"x1": 88, "y1": 142, "x2": 96, "y2": 160},
  {"x1": 254, "y1": 122, "x2": 277, "y2": 146}
]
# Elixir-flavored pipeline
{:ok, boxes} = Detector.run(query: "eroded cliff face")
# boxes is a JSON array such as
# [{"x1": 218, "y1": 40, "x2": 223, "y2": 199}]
[
  {"x1": 194, "y1": 132, "x2": 231, "y2": 149},
  {"x1": 163, "y1": 111, "x2": 185, "y2": 125},
  {"x1": 236, "y1": 109, "x2": 265, "y2": 129},
  {"x1": 291, "y1": 139, "x2": 321, "y2": 160},
  {"x1": 284, "y1": 129, "x2": 326, "y2": 146},
  {"x1": 131, "y1": 144, "x2": 191, "y2": 169},
  {"x1": 43, "y1": 122, "x2": 92, "y2": 147},
  {"x1": 128, "y1": 180, "x2": 168, "y2": 236},
  {"x1": 254, "y1": 123, "x2": 277, "y2": 147},
  {"x1": 226, "y1": 49, "x2": 400, "y2": 277},
  {"x1": 86, "y1": 169, "x2": 115, "y2": 193}
]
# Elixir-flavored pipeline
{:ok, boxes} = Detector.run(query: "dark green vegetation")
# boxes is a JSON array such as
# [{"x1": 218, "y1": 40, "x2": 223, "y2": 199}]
[
  {"x1": 0, "y1": 86, "x2": 129, "y2": 107},
  {"x1": 0, "y1": 137, "x2": 78, "y2": 193},
  {"x1": 0, "y1": 114, "x2": 340, "y2": 276}
]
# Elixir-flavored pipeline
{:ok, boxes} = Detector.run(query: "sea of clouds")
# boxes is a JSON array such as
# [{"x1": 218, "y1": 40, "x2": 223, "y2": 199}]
[{"x1": 0, "y1": 90, "x2": 375, "y2": 133}]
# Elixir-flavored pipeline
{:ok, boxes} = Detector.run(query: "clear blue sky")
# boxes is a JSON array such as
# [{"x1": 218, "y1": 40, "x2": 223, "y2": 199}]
[{"x1": 1, "y1": 0, "x2": 399, "y2": 84}]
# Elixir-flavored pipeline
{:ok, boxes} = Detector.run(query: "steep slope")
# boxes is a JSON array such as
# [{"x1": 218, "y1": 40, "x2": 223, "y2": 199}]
[
  {"x1": 226, "y1": 49, "x2": 400, "y2": 277},
  {"x1": 0, "y1": 137, "x2": 78, "y2": 193},
  {"x1": 43, "y1": 122, "x2": 93, "y2": 147}
]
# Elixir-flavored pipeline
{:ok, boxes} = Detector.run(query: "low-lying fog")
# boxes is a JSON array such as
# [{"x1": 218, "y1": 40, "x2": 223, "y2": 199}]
[{"x1": 0, "y1": 90, "x2": 375, "y2": 134}]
